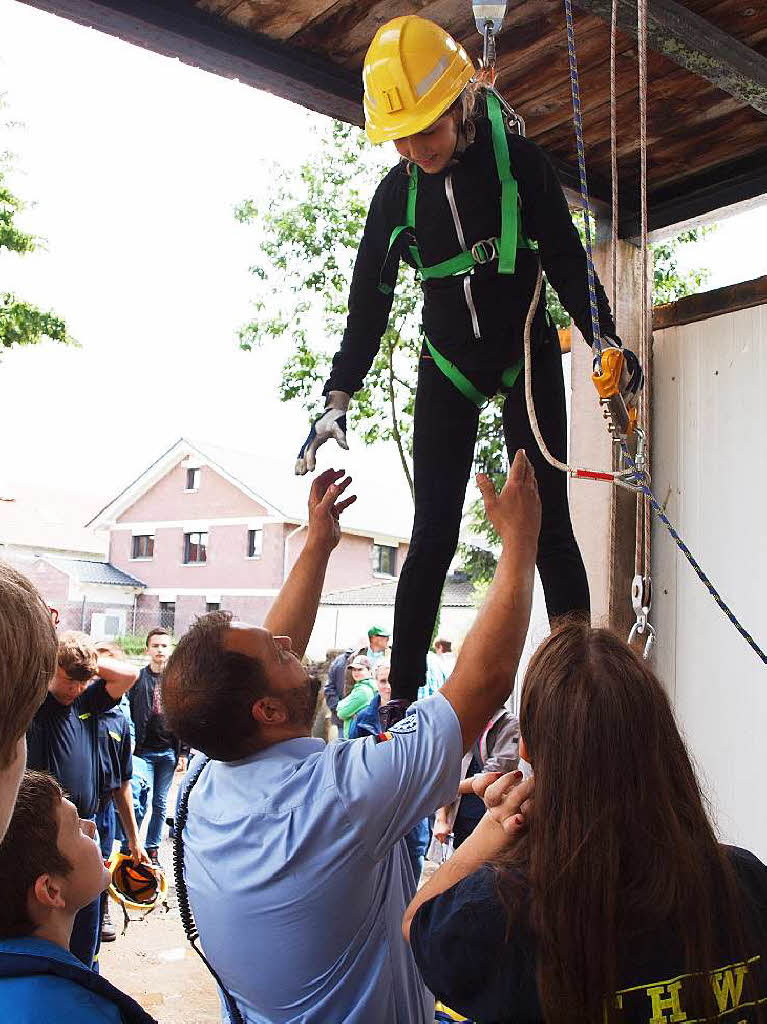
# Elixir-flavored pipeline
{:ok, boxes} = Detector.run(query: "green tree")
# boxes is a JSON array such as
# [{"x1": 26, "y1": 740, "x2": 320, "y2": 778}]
[
  {"x1": 0, "y1": 97, "x2": 75, "y2": 352},
  {"x1": 237, "y1": 119, "x2": 710, "y2": 583}
]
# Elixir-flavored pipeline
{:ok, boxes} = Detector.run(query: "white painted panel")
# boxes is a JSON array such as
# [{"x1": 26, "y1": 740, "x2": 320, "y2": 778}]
[{"x1": 653, "y1": 304, "x2": 767, "y2": 859}]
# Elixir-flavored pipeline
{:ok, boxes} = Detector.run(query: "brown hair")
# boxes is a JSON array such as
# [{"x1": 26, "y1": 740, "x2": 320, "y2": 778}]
[
  {"x1": 57, "y1": 631, "x2": 98, "y2": 683},
  {"x1": 0, "y1": 562, "x2": 58, "y2": 768},
  {"x1": 0, "y1": 771, "x2": 71, "y2": 938},
  {"x1": 434, "y1": 637, "x2": 452, "y2": 653},
  {"x1": 497, "y1": 622, "x2": 751, "y2": 1023},
  {"x1": 162, "y1": 611, "x2": 268, "y2": 761},
  {"x1": 146, "y1": 627, "x2": 170, "y2": 647}
]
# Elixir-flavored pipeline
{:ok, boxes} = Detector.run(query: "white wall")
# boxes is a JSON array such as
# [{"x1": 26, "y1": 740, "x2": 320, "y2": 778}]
[{"x1": 653, "y1": 303, "x2": 767, "y2": 859}]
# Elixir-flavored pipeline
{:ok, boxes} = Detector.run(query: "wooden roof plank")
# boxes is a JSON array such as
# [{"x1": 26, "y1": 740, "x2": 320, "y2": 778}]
[{"x1": 573, "y1": 0, "x2": 767, "y2": 115}]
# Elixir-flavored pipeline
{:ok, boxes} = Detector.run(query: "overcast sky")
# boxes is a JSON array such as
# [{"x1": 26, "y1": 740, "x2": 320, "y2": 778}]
[{"x1": 1, "y1": 0, "x2": 766, "y2": 519}]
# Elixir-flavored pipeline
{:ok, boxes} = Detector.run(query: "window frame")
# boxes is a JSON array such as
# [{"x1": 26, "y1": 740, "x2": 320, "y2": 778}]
[
  {"x1": 183, "y1": 531, "x2": 208, "y2": 565},
  {"x1": 185, "y1": 467, "x2": 201, "y2": 492},
  {"x1": 372, "y1": 542, "x2": 397, "y2": 578},
  {"x1": 131, "y1": 534, "x2": 155, "y2": 560},
  {"x1": 247, "y1": 528, "x2": 263, "y2": 560}
]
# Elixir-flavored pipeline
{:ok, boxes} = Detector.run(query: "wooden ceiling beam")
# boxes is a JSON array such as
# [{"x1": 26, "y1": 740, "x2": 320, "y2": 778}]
[
  {"x1": 620, "y1": 149, "x2": 767, "y2": 237},
  {"x1": 573, "y1": 0, "x2": 767, "y2": 116},
  {"x1": 15, "y1": 0, "x2": 364, "y2": 123}
]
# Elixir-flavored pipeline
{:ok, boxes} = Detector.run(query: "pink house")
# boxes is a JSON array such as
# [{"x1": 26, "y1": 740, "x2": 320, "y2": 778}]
[{"x1": 87, "y1": 438, "x2": 411, "y2": 637}]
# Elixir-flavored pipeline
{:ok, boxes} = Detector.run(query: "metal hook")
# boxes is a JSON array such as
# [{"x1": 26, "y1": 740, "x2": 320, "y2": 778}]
[{"x1": 629, "y1": 573, "x2": 655, "y2": 658}]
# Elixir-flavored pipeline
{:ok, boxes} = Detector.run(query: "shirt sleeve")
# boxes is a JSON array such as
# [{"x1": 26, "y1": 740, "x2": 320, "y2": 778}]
[
  {"x1": 118, "y1": 723, "x2": 133, "y2": 782},
  {"x1": 512, "y1": 134, "x2": 616, "y2": 347},
  {"x1": 336, "y1": 685, "x2": 373, "y2": 722},
  {"x1": 26, "y1": 715, "x2": 49, "y2": 773},
  {"x1": 79, "y1": 678, "x2": 119, "y2": 716},
  {"x1": 323, "y1": 170, "x2": 399, "y2": 397},
  {"x1": 410, "y1": 866, "x2": 532, "y2": 1022},
  {"x1": 332, "y1": 693, "x2": 462, "y2": 861}
]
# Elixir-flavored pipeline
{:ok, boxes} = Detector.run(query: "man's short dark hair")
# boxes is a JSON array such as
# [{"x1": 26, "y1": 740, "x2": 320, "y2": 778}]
[
  {"x1": 161, "y1": 612, "x2": 269, "y2": 761},
  {"x1": 435, "y1": 637, "x2": 452, "y2": 653},
  {"x1": 146, "y1": 627, "x2": 170, "y2": 647},
  {"x1": 0, "y1": 771, "x2": 71, "y2": 938}
]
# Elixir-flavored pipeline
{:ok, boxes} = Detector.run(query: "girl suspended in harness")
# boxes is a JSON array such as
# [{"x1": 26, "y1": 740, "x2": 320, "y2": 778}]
[{"x1": 296, "y1": 15, "x2": 643, "y2": 721}]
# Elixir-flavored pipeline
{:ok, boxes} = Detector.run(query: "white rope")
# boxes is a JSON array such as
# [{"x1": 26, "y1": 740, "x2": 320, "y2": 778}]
[
  {"x1": 637, "y1": 0, "x2": 651, "y2": 584},
  {"x1": 523, "y1": 261, "x2": 570, "y2": 474}
]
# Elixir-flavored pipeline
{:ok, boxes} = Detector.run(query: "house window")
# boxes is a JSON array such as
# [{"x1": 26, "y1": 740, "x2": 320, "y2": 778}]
[
  {"x1": 206, "y1": 601, "x2": 220, "y2": 613},
  {"x1": 131, "y1": 534, "x2": 154, "y2": 559},
  {"x1": 247, "y1": 528, "x2": 263, "y2": 559},
  {"x1": 159, "y1": 602, "x2": 175, "y2": 633},
  {"x1": 184, "y1": 531, "x2": 208, "y2": 564},
  {"x1": 185, "y1": 468, "x2": 201, "y2": 491},
  {"x1": 373, "y1": 543, "x2": 397, "y2": 577}
]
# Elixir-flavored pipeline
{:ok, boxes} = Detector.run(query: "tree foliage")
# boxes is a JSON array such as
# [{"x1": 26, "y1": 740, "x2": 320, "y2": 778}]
[
  {"x1": 0, "y1": 96, "x2": 75, "y2": 352},
  {"x1": 237, "y1": 118, "x2": 711, "y2": 583}
]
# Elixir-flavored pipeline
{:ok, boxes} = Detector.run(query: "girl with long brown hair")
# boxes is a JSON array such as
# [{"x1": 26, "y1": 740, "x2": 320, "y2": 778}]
[{"x1": 404, "y1": 623, "x2": 767, "y2": 1023}]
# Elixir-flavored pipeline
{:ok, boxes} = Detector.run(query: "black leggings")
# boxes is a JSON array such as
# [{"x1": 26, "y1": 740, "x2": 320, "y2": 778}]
[{"x1": 389, "y1": 335, "x2": 589, "y2": 700}]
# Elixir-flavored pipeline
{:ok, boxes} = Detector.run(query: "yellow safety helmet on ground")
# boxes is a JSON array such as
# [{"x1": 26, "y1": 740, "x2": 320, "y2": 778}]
[
  {"x1": 108, "y1": 851, "x2": 166, "y2": 914},
  {"x1": 363, "y1": 16, "x2": 475, "y2": 145}
]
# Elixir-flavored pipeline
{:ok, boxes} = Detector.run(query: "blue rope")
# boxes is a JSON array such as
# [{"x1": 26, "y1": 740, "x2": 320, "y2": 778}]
[
  {"x1": 563, "y1": 0, "x2": 603, "y2": 361},
  {"x1": 563, "y1": 0, "x2": 767, "y2": 667},
  {"x1": 618, "y1": 442, "x2": 767, "y2": 666}
]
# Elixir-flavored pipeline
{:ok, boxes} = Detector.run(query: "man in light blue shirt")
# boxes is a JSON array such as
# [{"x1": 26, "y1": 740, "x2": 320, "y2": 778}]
[{"x1": 162, "y1": 454, "x2": 540, "y2": 1024}]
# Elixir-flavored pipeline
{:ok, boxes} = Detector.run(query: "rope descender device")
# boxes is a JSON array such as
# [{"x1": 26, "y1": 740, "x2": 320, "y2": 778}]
[
  {"x1": 592, "y1": 348, "x2": 638, "y2": 439},
  {"x1": 628, "y1": 573, "x2": 656, "y2": 659}
]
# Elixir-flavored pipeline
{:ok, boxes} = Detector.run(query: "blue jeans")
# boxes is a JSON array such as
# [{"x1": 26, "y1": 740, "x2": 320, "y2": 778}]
[
  {"x1": 117, "y1": 755, "x2": 150, "y2": 854},
  {"x1": 139, "y1": 748, "x2": 177, "y2": 851}
]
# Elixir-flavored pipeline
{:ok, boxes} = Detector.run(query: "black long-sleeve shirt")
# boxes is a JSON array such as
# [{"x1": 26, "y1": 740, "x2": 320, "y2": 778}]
[{"x1": 324, "y1": 111, "x2": 615, "y2": 399}]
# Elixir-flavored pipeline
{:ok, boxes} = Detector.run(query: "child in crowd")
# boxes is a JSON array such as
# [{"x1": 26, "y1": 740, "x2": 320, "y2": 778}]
[
  {"x1": 433, "y1": 706, "x2": 520, "y2": 849},
  {"x1": 0, "y1": 771, "x2": 156, "y2": 1023},
  {"x1": 349, "y1": 661, "x2": 391, "y2": 739},
  {"x1": 26, "y1": 631, "x2": 139, "y2": 968},
  {"x1": 336, "y1": 654, "x2": 376, "y2": 738},
  {"x1": 0, "y1": 562, "x2": 58, "y2": 842}
]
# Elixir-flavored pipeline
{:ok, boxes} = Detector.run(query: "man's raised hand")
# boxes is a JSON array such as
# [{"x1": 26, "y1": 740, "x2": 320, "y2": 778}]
[
  {"x1": 307, "y1": 469, "x2": 356, "y2": 552},
  {"x1": 476, "y1": 449, "x2": 541, "y2": 556}
]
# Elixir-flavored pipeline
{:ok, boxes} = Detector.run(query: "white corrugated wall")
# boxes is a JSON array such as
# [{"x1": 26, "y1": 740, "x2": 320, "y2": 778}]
[{"x1": 653, "y1": 303, "x2": 767, "y2": 859}]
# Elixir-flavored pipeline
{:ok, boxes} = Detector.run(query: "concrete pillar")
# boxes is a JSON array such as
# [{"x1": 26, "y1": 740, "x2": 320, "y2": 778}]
[{"x1": 569, "y1": 225, "x2": 647, "y2": 636}]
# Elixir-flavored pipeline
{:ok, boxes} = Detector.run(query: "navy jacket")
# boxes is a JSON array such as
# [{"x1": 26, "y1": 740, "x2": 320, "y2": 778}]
[{"x1": 0, "y1": 937, "x2": 157, "y2": 1023}]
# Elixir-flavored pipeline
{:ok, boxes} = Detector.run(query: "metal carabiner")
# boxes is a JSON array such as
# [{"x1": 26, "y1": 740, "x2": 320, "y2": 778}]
[{"x1": 629, "y1": 573, "x2": 655, "y2": 659}]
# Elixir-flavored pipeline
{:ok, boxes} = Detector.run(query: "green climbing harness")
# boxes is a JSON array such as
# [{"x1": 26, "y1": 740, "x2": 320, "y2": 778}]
[{"x1": 379, "y1": 89, "x2": 538, "y2": 408}]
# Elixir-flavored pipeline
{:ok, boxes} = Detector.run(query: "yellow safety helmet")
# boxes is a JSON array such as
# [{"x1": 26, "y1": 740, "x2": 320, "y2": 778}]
[
  {"x1": 363, "y1": 16, "x2": 475, "y2": 145},
  {"x1": 108, "y1": 851, "x2": 166, "y2": 914}
]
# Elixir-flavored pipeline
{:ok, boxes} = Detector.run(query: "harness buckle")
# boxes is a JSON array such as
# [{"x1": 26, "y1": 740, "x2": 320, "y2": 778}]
[{"x1": 471, "y1": 238, "x2": 498, "y2": 265}]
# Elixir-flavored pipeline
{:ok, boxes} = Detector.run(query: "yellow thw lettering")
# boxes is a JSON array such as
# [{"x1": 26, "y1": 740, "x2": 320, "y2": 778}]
[
  {"x1": 710, "y1": 965, "x2": 747, "y2": 1013},
  {"x1": 646, "y1": 981, "x2": 688, "y2": 1024}
]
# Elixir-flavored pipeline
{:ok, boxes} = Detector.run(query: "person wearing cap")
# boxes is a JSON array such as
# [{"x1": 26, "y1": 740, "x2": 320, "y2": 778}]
[
  {"x1": 365, "y1": 625, "x2": 390, "y2": 668},
  {"x1": 336, "y1": 655, "x2": 377, "y2": 739},
  {"x1": 295, "y1": 15, "x2": 644, "y2": 726}
]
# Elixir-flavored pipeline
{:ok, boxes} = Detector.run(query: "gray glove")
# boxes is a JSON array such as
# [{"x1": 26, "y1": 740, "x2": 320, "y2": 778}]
[{"x1": 295, "y1": 391, "x2": 351, "y2": 476}]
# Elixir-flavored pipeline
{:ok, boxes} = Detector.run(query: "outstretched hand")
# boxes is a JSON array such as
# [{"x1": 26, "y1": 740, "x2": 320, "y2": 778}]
[
  {"x1": 476, "y1": 449, "x2": 541, "y2": 554},
  {"x1": 307, "y1": 469, "x2": 356, "y2": 552}
]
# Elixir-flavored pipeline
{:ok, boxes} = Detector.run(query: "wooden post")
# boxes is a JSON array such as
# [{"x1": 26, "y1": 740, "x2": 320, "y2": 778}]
[{"x1": 569, "y1": 223, "x2": 647, "y2": 636}]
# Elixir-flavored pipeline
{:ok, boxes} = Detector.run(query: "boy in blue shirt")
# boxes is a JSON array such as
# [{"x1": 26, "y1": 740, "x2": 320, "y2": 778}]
[{"x1": 0, "y1": 770, "x2": 155, "y2": 1023}]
